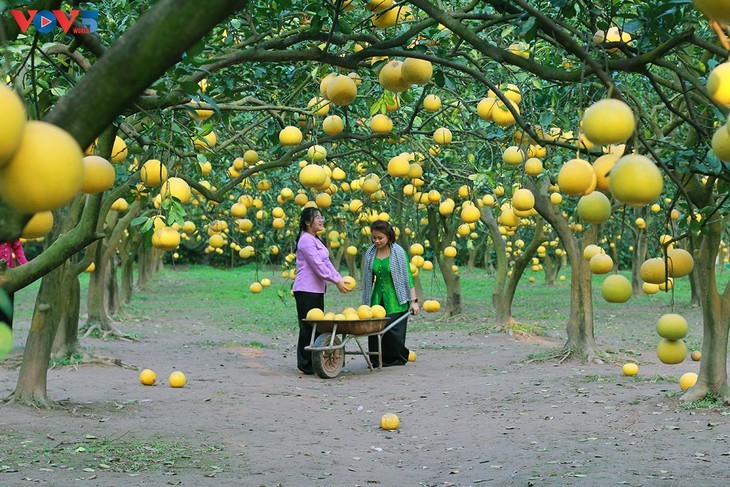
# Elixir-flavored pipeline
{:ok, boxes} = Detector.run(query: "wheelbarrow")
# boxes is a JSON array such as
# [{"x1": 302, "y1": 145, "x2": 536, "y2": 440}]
[{"x1": 303, "y1": 311, "x2": 412, "y2": 379}]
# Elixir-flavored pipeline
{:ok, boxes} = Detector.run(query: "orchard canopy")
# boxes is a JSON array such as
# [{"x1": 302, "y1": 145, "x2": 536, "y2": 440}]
[{"x1": 2, "y1": 0, "x2": 730, "y2": 406}]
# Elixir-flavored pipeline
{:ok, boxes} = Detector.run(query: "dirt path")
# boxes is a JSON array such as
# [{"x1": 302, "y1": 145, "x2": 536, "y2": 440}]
[{"x1": 2, "y1": 310, "x2": 729, "y2": 486}]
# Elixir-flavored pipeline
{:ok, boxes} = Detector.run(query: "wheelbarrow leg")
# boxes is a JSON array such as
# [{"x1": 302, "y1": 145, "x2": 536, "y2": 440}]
[{"x1": 353, "y1": 337, "x2": 374, "y2": 370}]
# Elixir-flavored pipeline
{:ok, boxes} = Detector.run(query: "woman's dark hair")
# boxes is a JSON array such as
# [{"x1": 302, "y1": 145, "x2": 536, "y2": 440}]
[
  {"x1": 297, "y1": 206, "x2": 321, "y2": 242},
  {"x1": 370, "y1": 220, "x2": 396, "y2": 244}
]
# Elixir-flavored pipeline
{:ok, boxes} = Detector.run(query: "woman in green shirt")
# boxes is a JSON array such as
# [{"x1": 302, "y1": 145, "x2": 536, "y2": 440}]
[{"x1": 361, "y1": 220, "x2": 420, "y2": 367}]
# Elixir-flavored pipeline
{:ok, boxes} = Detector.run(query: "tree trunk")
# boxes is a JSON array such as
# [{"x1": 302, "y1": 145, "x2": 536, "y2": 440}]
[
  {"x1": 137, "y1": 246, "x2": 155, "y2": 287},
  {"x1": 427, "y1": 208, "x2": 462, "y2": 316},
  {"x1": 542, "y1": 252, "x2": 560, "y2": 285},
  {"x1": 13, "y1": 265, "x2": 67, "y2": 407},
  {"x1": 107, "y1": 256, "x2": 121, "y2": 317},
  {"x1": 527, "y1": 179, "x2": 601, "y2": 362},
  {"x1": 631, "y1": 227, "x2": 648, "y2": 296},
  {"x1": 481, "y1": 206, "x2": 510, "y2": 326},
  {"x1": 50, "y1": 273, "x2": 81, "y2": 360},
  {"x1": 681, "y1": 216, "x2": 730, "y2": 403},
  {"x1": 86, "y1": 248, "x2": 111, "y2": 329},
  {"x1": 121, "y1": 248, "x2": 136, "y2": 305}
]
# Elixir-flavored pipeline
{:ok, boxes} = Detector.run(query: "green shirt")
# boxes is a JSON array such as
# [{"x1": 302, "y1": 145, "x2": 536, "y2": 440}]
[{"x1": 370, "y1": 255, "x2": 415, "y2": 314}]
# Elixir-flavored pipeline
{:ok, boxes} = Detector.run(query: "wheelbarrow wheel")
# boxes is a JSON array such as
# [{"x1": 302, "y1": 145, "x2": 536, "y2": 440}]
[{"x1": 312, "y1": 333, "x2": 344, "y2": 379}]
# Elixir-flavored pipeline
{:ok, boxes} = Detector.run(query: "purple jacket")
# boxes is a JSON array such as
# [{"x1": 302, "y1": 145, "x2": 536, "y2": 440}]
[
  {"x1": 0, "y1": 241, "x2": 28, "y2": 268},
  {"x1": 292, "y1": 232, "x2": 342, "y2": 293}
]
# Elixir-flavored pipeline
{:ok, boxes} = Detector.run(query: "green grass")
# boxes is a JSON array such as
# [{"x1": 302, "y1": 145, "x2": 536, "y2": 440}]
[{"x1": 12, "y1": 261, "x2": 730, "y2": 357}]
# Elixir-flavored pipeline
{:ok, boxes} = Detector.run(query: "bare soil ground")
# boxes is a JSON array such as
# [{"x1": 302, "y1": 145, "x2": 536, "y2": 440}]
[{"x1": 2, "y1": 280, "x2": 730, "y2": 486}]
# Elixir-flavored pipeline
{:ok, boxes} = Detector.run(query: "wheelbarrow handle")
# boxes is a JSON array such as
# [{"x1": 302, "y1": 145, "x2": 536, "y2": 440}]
[{"x1": 380, "y1": 310, "x2": 413, "y2": 334}]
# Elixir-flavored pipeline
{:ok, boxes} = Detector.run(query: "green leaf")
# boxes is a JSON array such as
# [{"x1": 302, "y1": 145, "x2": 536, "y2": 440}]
[{"x1": 131, "y1": 217, "x2": 148, "y2": 227}]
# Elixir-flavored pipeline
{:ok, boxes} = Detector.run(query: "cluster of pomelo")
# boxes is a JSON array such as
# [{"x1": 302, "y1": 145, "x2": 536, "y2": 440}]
[
  {"x1": 0, "y1": 84, "x2": 118, "y2": 240},
  {"x1": 306, "y1": 304, "x2": 388, "y2": 321}
]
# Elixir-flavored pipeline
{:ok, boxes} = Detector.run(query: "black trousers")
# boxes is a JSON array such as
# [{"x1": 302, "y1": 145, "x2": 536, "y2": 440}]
[
  {"x1": 369, "y1": 310, "x2": 409, "y2": 367},
  {"x1": 294, "y1": 291, "x2": 324, "y2": 374},
  {"x1": 0, "y1": 292, "x2": 14, "y2": 330}
]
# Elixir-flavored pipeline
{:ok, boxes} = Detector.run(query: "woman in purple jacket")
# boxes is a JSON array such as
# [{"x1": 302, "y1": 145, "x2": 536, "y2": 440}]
[
  {"x1": 0, "y1": 240, "x2": 28, "y2": 329},
  {"x1": 292, "y1": 207, "x2": 350, "y2": 374}
]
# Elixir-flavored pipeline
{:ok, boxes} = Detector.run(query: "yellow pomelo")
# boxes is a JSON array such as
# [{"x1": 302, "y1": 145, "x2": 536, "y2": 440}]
[
  {"x1": 366, "y1": 0, "x2": 393, "y2": 12},
  {"x1": 0, "y1": 83, "x2": 27, "y2": 167},
  {"x1": 410, "y1": 243, "x2": 424, "y2": 255},
  {"x1": 111, "y1": 136, "x2": 128, "y2": 163},
  {"x1": 371, "y1": 114, "x2": 393, "y2": 134},
  {"x1": 401, "y1": 57, "x2": 433, "y2": 85},
  {"x1": 433, "y1": 127, "x2": 452, "y2": 145},
  {"x1": 656, "y1": 313, "x2": 688, "y2": 340},
  {"x1": 444, "y1": 246, "x2": 457, "y2": 258},
  {"x1": 379, "y1": 60, "x2": 410, "y2": 93},
  {"x1": 640, "y1": 257, "x2": 669, "y2": 284},
  {"x1": 308, "y1": 96, "x2": 330, "y2": 116},
  {"x1": 608, "y1": 154, "x2": 663, "y2": 206},
  {"x1": 139, "y1": 369, "x2": 157, "y2": 386},
  {"x1": 477, "y1": 97, "x2": 496, "y2": 121},
  {"x1": 503, "y1": 146, "x2": 525, "y2": 166},
  {"x1": 589, "y1": 253, "x2": 614, "y2": 274},
  {"x1": 524, "y1": 157, "x2": 543, "y2": 176},
  {"x1": 193, "y1": 131, "x2": 217, "y2": 151},
  {"x1": 581, "y1": 99, "x2": 635, "y2": 145},
  {"x1": 577, "y1": 191, "x2": 612, "y2": 223},
  {"x1": 642, "y1": 282, "x2": 660, "y2": 294},
  {"x1": 622, "y1": 363, "x2": 639, "y2": 376},
  {"x1": 323, "y1": 115, "x2": 344, "y2": 135},
  {"x1": 711, "y1": 125, "x2": 730, "y2": 161},
  {"x1": 0, "y1": 121, "x2": 83, "y2": 213},
  {"x1": 423, "y1": 94, "x2": 441, "y2": 111},
  {"x1": 319, "y1": 73, "x2": 337, "y2": 96},
  {"x1": 657, "y1": 338, "x2": 686, "y2": 364},
  {"x1": 21, "y1": 211, "x2": 53, "y2": 239},
  {"x1": 160, "y1": 177, "x2": 192, "y2": 204},
  {"x1": 679, "y1": 372, "x2": 698, "y2": 391},
  {"x1": 326, "y1": 74, "x2": 357, "y2": 106},
  {"x1": 372, "y1": 5, "x2": 410, "y2": 28},
  {"x1": 557, "y1": 158, "x2": 595, "y2": 196},
  {"x1": 706, "y1": 62, "x2": 730, "y2": 105},
  {"x1": 168, "y1": 371, "x2": 187, "y2": 388},
  {"x1": 694, "y1": 0, "x2": 730, "y2": 22},
  {"x1": 550, "y1": 192, "x2": 562, "y2": 204},
  {"x1": 308, "y1": 145, "x2": 328, "y2": 162},
  {"x1": 387, "y1": 155, "x2": 410, "y2": 177},
  {"x1": 279, "y1": 125, "x2": 303, "y2": 146},
  {"x1": 512, "y1": 188, "x2": 535, "y2": 211},
  {"x1": 151, "y1": 226, "x2": 180, "y2": 251},
  {"x1": 371, "y1": 304, "x2": 387, "y2": 318},
  {"x1": 423, "y1": 299, "x2": 441, "y2": 312},
  {"x1": 357, "y1": 305, "x2": 373, "y2": 319},
  {"x1": 667, "y1": 248, "x2": 694, "y2": 278},
  {"x1": 380, "y1": 413, "x2": 399, "y2": 430},
  {"x1": 460, "y1": 205, "x2": 481, "y2": 223},
  {"x1": 592, "y1": 154, "x2": 618, "y2": 191},
  {"x1": 80, "y1": 156, "x2": 115, "y2": 194},
  {"x1": 315, "y1": 192, "x2": 331, "y2": 208},
  {"x1": 140, "y1": 159, "x2": 168, "y2": 188},
  {"x1": 601, "y1": 274, "x2": 632, "y2": 303},
  {"x1": 299, "y1": 165, "x2": 327, "y2": 188},
  {"x1": 422, "y1": 260, "x2": 433, "y2": 271},
  {"x1": 491, "y1": 99, "x2": 519, "y2": 127},
  {"x1": 342, "y1": 275, "x2": 357, "y2": 291}
]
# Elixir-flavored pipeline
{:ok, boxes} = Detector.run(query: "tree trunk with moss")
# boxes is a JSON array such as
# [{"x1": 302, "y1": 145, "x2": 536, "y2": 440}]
[{"x1": 50, "y1": 266, "x2": 81, "y2": 360}]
